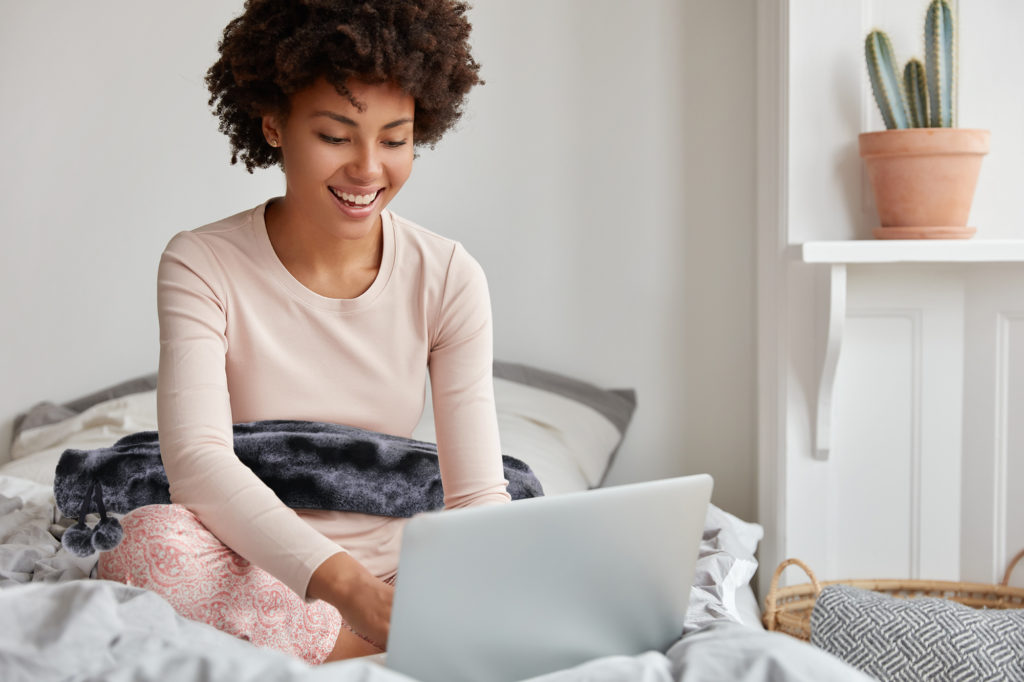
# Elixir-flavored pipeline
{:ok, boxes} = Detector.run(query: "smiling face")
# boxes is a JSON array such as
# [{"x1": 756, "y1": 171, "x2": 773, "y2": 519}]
[{"x1": 262, "y1": 78, "x2": 416, "y2": 243}]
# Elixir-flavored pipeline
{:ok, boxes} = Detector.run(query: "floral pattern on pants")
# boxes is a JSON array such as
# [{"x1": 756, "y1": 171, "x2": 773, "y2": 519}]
[{"x1": 97, "y1": 504, "x2": 345, "y2": 664}]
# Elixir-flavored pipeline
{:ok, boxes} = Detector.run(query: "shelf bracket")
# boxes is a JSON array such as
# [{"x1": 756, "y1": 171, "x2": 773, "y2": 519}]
[{"x1": 814, "y1": 263, "x2": 847, "y2": 460}]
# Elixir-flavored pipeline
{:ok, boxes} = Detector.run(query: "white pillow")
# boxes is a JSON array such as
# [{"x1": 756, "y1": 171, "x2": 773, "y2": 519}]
[
  {"x1": 5, "y1": 361, "x2": 638, "y2": 498},
  {"x1": 491, "y1": 377, "x2": 622, "y2": 489},
  {"x1": 412, "y1": 378, "x2": 593, "y2": 496},
  {"x1": 491, "y1": 361, "x2": 637, "y2": 487},
  {"x1": 4, "y1": 381, "x2": 597, "y2": 497},
  {"x1": 1, "y1": 391, "x2": 158, "y2": 487}
]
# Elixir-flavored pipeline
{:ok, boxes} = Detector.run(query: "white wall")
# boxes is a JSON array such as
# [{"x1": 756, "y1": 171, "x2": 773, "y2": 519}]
[
  {"x1": 0, "y1": 1, "x2": 283, "y2": 441},
  {"x1": 679, "y1": 1, "x2": 757, "y2": 521},
  {"x1": 0, "y1": 2, "x2": 758, "y2": 520}
]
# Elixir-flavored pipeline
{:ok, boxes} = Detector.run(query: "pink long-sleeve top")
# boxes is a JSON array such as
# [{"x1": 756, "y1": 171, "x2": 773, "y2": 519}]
[{"x1": 156, "y1": 200, "x2": 510, "y2": 597}]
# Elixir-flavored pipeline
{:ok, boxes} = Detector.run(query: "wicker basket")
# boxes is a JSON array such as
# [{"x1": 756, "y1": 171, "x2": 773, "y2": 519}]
[{"x1": 763, "y1": 549, "x2": 1024, "y2": 641}]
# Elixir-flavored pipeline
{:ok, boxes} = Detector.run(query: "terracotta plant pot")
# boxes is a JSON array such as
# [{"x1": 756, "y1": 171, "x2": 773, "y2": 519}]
[{"x1": 858, "y1": 128, "x2": 990, "y2": 239}]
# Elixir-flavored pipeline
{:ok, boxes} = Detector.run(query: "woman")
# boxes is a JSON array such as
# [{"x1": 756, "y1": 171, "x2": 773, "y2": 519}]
[{"x1": 98, "y1": 0, "x2": 510, "y2": 664}]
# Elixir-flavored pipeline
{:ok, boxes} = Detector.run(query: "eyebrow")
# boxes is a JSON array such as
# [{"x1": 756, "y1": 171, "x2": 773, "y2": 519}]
[{"x1": 312, "y1": 111, "x2": 413, "y2": 130}]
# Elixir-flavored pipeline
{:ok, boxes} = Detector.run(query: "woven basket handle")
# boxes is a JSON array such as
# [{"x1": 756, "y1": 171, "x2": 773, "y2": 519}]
[
  {"x1": 1001, "y1": 549, "x2": 1024, "y2": 587},
  {"x1": 763, "y1": 558, "x2": 822, "y2": 628}
]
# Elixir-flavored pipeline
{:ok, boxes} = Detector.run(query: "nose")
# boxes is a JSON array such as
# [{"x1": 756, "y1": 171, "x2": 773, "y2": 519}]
[{"x1": 346, "y1": 141, "x2": 382, "y2": 181}]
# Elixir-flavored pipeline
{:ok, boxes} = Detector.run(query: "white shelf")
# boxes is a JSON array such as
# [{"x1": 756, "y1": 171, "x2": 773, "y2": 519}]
[
  {"x1": 799, "y1": 238, "x2": 1024, "y2": 461},
  {"x1": 802, "y1": 239, "x2": 1024, "y2": 264}
]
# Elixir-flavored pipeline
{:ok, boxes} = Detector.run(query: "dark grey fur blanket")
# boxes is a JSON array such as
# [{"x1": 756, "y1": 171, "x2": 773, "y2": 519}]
[{"x1": 54, "y1": 420, "x2": 543, "y2": 520}]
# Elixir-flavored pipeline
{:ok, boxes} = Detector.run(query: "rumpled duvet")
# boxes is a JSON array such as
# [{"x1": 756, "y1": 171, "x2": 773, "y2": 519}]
[
  {"x1": 0, "y1": 478, "x2": 93, "y2": 585},
  {"x1": 0, "y1": 475, "x2": 873, "y2": 682},
  {"x1": 0, "y1": 580, "x2": 415, "y2": 682}
]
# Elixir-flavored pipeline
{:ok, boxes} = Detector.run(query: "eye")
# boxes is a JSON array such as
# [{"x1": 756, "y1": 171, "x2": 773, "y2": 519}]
[
  {"x1": 383, "y1": 140, "x2": 409, "y2": 149},
  {"x1": 318, "y1": 134, "x2": 348, "y2": 145}
]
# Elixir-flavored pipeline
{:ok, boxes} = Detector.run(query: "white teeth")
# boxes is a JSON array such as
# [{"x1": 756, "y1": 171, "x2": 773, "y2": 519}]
[{"x1": 333, "y1": 188, "x2": 377, "y2": 205}]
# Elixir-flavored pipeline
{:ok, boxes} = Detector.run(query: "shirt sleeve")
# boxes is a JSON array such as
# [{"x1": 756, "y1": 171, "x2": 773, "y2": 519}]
[
  {"x1": 428, "y1": 243, "x2": 512, "y2": 509},
  {"x1": 156, "y1": 231, "x2": 344, "y2": 598}
]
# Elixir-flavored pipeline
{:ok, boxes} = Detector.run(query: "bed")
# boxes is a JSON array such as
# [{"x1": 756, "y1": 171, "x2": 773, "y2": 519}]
[{"x1": 0, "y1": 362, "x2": 871, "y2": 681}]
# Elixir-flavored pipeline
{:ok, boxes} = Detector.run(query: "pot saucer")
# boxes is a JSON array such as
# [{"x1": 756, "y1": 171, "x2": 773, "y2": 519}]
[{"x1": 873, "y1": 226, "x2": 976, "y2": 239}]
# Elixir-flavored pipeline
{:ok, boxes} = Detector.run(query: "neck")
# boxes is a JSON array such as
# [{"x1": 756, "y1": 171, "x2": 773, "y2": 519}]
[
  {"x1": 262, "y1": 197, "x2": 385, "y2": 300},
  {"x1": 264, "y1": 196, "x2": 384, "y2": 276}
]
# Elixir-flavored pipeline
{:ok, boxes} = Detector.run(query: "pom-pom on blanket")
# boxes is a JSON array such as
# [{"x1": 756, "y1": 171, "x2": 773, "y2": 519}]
[{"x1": 54, "y1": 420, "x2": 544, "y2": 556}]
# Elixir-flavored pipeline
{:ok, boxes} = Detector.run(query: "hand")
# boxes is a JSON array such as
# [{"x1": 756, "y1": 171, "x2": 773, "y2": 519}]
[
  {"x1": 308, "y1": 552, "x2": 394, "y2": 647},
  {"x1": 338, "y1": 571, "x2": 394, "y2": 647}
]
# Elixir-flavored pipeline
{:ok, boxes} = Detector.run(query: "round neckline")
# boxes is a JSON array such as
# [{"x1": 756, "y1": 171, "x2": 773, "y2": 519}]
[{"x1": 253, "y1": 199, "x2": 396, "y2": 312}]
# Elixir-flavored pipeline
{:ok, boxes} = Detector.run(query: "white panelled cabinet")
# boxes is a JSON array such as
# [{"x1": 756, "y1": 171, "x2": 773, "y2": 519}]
[{"x1": 756, "y1": 0, "x2": 1024, "y2": 598}]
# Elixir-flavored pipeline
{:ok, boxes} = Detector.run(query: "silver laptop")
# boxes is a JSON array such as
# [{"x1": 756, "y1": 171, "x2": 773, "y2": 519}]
[{"x1": 386, "y1": 474, "x2": 713, "y2": 682}]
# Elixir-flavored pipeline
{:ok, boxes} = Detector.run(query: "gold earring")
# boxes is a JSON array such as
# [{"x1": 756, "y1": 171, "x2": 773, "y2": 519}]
[{"x1": 269, "y1": 138, "x2": 279, "y2": 147}]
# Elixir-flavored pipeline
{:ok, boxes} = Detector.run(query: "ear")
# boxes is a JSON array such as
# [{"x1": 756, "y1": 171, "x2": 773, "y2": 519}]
[{"x1": 262, "y1": 115, "x2": 283, "y2": 148}]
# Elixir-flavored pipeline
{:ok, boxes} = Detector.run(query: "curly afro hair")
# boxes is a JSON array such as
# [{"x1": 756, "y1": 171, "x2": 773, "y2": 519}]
[{"x1": 206, "y1": 0, "x2": 483, "y2": 172}]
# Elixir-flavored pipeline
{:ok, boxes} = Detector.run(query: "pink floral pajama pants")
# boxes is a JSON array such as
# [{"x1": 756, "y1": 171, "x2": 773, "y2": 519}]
[{"x1": 97, "y1": 504, "x2": 364, "y2": 664}]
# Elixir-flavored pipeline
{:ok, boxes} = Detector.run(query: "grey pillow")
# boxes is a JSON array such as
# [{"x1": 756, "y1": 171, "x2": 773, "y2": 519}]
[
  {"x1": 492, "y1": 360, "x2": 637, "y2": 486},
  {"x1": 11, "y1": 373, "x2": 158, "y2": 444},
  {"x1": 810, "y1": 584, "x2": 1024, "y2": 681}
]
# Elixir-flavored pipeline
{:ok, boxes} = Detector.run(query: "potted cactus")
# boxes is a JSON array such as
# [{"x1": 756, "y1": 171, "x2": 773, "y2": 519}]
[{"x1": 861, "y1": 0, "x2": 989, "y2": 239}]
